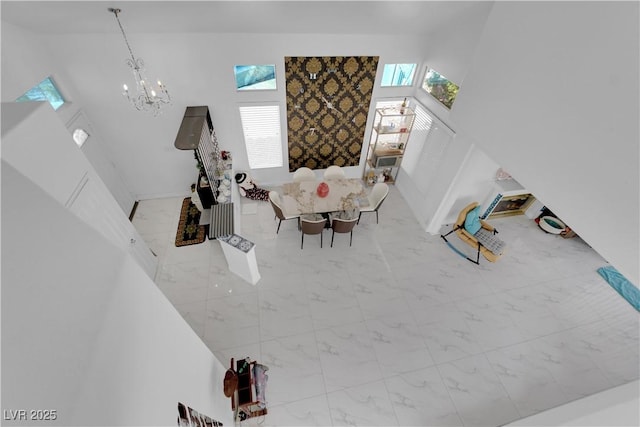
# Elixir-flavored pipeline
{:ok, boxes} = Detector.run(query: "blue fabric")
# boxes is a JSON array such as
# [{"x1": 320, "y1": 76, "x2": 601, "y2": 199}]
[
  {"x1": 597, "y1": 266, "x2": 640, "y2": 312},
  {"x1": 464, "y1": 206, "x2": 482, "y2": 235},
  {"x1": 445, "y1": 240, "x2": 469, "y2": 259}
]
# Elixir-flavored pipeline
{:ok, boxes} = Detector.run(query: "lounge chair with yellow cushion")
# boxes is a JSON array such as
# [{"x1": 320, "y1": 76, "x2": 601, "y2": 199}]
[{"x1": 441, "y1": 202, "x2": 506, "y2": 264}]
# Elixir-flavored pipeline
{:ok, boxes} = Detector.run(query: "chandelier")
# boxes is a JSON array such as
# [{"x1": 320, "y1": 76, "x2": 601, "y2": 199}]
[{"x1": 109, "y1": 8, "x2": 171, "y2": 116}]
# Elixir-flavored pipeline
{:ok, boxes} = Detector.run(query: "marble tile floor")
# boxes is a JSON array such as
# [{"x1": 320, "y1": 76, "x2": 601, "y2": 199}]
[{"x1": 132, "y1": 187, "x2": 639, "y2": 426}]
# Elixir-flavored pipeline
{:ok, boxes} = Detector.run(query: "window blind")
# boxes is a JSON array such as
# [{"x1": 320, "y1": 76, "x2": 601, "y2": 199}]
[
  {"x1": 239, "y1": 105, "x2": 283, "y2": 169},
  {"x1": 412, "y1": 102, "x2": 434, "y2": 132}
]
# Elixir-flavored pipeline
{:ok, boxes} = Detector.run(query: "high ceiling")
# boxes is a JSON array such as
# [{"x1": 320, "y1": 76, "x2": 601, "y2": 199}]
[{"x1": 1, "y1": 1, "x2": 492, "y2": 36}]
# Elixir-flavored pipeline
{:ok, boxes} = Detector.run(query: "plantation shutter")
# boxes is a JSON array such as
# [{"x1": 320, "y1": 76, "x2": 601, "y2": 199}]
[{"x1": 239, "y1": 105, "x2": 283, "y2": 169}]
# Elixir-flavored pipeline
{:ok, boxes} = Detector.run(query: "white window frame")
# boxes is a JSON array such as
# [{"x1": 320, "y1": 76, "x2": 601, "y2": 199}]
[
  {"x1": 420, "y1": 67, "x2": 459, "y2": 110},
  {"x1": 239, "y1": 104, "x2": 284, "y2": 170},
  {"x1": 16, "y1": 76, "x2": 66, "y2": 110},
  {"x1": 380, "y1": 63, "x2": 417, "y2": 87}
]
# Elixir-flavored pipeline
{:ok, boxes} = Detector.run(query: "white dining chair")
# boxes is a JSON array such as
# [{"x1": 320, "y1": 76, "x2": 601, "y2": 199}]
[
  {"x1": 323, "y1": 165, "x2": 346, "y2": 180},
  {"x1": 357, "y1": 183, "x2": 389, "y2": 224},
  {"x1": 293, "y1": 167, "x2": 316, "y2": 182}
]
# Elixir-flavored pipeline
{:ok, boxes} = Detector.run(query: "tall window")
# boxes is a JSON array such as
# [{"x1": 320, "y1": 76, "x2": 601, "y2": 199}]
[
  {"x1": 16, "y1": 76, "x2": 65, "y2": 110},
  {"x1": 373, "y1": 99, "x2": 435, "y2": 135},
  {"x1": 421, "y1": 68, "x2": 459, "y2": 109},
  {"x1": 412, "y1": 102, "x2": 435, "y2": 133},
  {"x1": 239, "y1": 105, "x2": 283, "y2": 169},
  {"x1": 380, "y1": 63, "x2": 416, "y2": 87}
]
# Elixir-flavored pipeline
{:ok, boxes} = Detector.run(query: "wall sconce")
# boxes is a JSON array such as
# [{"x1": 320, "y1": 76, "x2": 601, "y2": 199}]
[{"x1": 73, "y1": 128, "x2": 89, "y2": 147}]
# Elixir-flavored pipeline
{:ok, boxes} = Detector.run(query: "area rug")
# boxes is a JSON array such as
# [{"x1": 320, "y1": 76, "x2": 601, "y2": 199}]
[
  {"x1": 175, "y1": 198, "x2": 206, "y2": 247},
  {"x1": 597, "y1": 265, "x2": 640, "y2": 312}
]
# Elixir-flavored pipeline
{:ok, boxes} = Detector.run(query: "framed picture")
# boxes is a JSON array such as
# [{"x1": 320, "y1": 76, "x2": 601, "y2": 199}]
[{"x1": 234, "y1": 65, "x2": 276, "y2": 91}]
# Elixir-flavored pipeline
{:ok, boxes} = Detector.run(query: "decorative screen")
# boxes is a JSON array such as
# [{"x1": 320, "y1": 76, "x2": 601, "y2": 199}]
[{"x1": 197, "y1": 127, "x2": 220, "y2": 197}]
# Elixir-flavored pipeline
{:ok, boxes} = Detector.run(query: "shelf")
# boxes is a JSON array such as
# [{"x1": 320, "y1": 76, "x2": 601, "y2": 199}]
[
  {"x1": 365, "y1": 177, "x2": 395, "y2": 186},
  {"x1": 373, "y1": 147, "x2": 403, "y2": 155},
  {"x1": 366, "y1": 158, "x2": 402, "y2": 168},
  {"x1": 231, "y1": 358, "x2": 268, "y2": 421},
  {"x1": 363, "y1": 104, "x2": 416, "y2": 186},
  {"x1": 374, "y1": 127, "x2": 411, "y2": 135}
]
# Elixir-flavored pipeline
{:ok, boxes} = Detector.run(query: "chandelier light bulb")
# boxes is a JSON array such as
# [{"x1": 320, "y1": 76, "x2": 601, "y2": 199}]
[
  {"x1": 123, "y1": 84, "x2": 128, "y2": 91},
  {"x1": 151, "y1": 90, "x2": 157, "y2": 97}
]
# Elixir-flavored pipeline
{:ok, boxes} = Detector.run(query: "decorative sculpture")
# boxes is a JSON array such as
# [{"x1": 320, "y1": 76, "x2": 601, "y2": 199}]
[{"x1": 316, "y1": 182, "x2": 329, "y2": 198}]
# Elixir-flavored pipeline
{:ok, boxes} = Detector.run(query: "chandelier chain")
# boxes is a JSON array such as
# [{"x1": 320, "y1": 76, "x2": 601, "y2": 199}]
[{"x1": 111, "y1": 9, "x2": 138, "y2": 65}]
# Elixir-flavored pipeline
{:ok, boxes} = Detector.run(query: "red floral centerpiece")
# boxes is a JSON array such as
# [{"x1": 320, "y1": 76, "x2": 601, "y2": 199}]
[{"x1": 316, "y1": 182, "x2": 330, "y2": 198}]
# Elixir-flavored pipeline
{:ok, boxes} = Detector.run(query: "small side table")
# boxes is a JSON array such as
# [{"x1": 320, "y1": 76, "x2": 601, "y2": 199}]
[{"x1": 218, "y1": 234, "x2": 260, "y2": 285}]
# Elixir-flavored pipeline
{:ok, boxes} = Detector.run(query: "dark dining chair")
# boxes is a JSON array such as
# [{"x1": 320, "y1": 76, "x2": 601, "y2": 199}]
[
  {"x1": 300, "y1": 215, "x2": 327, "y2": 249},
  {"x1": 330, "y1": 216, "x2": 358, "y2": 247},
  {"x1": 268, "y1": 191, "x2": 299, "y2": 233}
]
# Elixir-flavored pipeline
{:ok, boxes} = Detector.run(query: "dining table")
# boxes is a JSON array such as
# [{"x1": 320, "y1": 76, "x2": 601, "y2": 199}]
[{"x1": 281, "y1": 178, "x2": 370, "y2": 215}]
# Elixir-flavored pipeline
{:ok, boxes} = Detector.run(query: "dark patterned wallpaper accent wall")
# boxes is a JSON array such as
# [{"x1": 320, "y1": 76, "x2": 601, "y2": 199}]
[{"x1": 284, "y1": 56, "x2": 379, "y2": 171}]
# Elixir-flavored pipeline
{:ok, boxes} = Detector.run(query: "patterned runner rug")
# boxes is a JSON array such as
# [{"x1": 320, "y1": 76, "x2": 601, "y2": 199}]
[{"x1": 175, "y1": 198, "x2": 206, "y2": 247}]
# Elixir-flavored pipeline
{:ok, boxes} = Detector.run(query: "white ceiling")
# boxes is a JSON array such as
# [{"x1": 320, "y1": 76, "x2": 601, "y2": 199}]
[{"x1": 1, "y1": 1, "x2": 492, "y2": 36}]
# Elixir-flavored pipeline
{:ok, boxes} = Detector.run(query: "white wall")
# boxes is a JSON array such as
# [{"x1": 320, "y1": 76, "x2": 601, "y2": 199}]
[
  {"x1": 1, "y1": 21, "x2": 136, "y2": 214},
  {"x1": 46, "y1": 31, "x2": 430, "y2": 197},
  {"x1": 440, "y1": 141, "x2": 500, "y2": 225},
  {"x1": 66, "y1": 109, "x2": 137, "y2": 213},
  {"x1": 393, "y1": 0, "x2": 496, "y2": 234},
  {"x1": 396, "y1": 111, "x2": 461, "y2": 232},
  {"x1": 452, "y1": 1, "x2": 639, "y2": 284},
  {"x1": 1, "y1": 160, "x2": 233, "y2": 427},
  {"x1": 1, "y1": 3, "x2": 494, "y2": 229},
  {"x1": 2, "y1": 102, "x2": 157, "y2": 279},
  {"x1": 420, "y1": 1, "x2": 494, "y2": 87},
  {"x1": 0, "y1": 21, "x2": 58, "y2": 99},
  {"x1": 1, "y1": 8, "x2": 493, "y2": 198},
  {"x1": 2, "y1": 102, "x2": 89, "y2": 206},
  {"x1": 412, "y1": 0, "x2": 494, "y2": 124}
]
